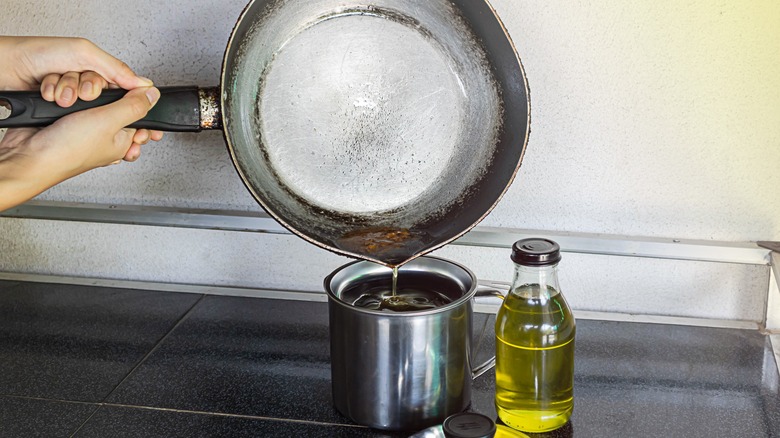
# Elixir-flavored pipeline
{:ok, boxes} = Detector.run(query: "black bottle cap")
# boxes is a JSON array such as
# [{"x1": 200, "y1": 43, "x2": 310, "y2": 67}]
[
  {"x1": 511, "y1": 238, "x2": 562, "y2": 266},
  {"x1": 443, "y1": 412, "x2": 496, "y2": 438}
]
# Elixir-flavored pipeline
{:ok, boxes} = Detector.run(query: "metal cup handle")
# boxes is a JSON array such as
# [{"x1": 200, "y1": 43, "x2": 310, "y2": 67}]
[{"x1": 470, "y1": 281, "x2": 511, "y2": 379}]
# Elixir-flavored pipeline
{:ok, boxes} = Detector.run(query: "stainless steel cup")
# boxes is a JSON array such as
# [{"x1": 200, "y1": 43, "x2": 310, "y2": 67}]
[{"x1": 325, "y1": 256, "x2": 495, "y2": 431}]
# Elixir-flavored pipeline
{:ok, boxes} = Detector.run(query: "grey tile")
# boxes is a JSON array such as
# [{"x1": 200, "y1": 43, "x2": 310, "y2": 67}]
[
  {"x1": 574, "y1": 320, "x2": 769, "y2": 390},
  {"x1": 82, "y1": 290, "x2": 780, "y2": 437},
  {"x1": 74, "y1": 406, "x2": 398, "y2": 438},
  {"x1": 472, "y1": 320, "x2": 780, "y2": 437},
  {"x1": 567, "y1": 321, "x2": 780, "y2": 438},
  {"x1": 109, "y1": 297, "x2": 501, "y2": 433},
  {"x1": 0, "y1": 282, "x2": 201, "y2": 401},
  {"x1": 0, "y1": 280, "x2": 19, "y2": 289},
  {"x1": 0, "y1": 395, "x2": 97, "y2": 438},
  {"x1": 107, "y1": 296, "x2": 345, "y2": 423}
]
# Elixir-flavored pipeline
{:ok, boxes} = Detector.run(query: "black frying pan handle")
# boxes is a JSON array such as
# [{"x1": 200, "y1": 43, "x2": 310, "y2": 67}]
[{"x1": 0, "y1": 86, "x2": 206, "y2": 132}]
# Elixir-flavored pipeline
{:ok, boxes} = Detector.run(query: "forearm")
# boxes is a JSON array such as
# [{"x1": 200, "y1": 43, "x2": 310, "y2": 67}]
[
  {"x1": 0, "y1": 167, "x2": 49, "y2": 212},
  {"x1": 0, "y1": 137, "x2": 73, "y2": 212},
  {"x1": 0, "y1": 172, "x2": 47, "y2": 212},
  {"x1": 0, "y1": 37, "x2": 53, "y2": 209}
]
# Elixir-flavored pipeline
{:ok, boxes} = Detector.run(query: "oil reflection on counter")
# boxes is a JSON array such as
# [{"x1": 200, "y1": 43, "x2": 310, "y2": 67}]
[
  {"x1": 406, "y1": 417, "x2": 573, "y2": 438},
  {"x1": 518, "y1": 420, "x2": 573, "y2": 438}
]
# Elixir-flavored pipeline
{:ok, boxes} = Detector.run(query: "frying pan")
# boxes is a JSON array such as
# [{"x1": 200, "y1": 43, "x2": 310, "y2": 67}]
[{"x1": 0, "y1": 0, "x2": 530, "y2": 267}]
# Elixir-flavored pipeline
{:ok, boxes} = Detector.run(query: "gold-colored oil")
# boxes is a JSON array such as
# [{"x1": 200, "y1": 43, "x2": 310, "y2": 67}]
[
  {"x1": 495, "y1": 284, "x2": 575, "y2": 433},
  {"x1": 391, "y1": 266, "x2": 399, "y2": 296}
]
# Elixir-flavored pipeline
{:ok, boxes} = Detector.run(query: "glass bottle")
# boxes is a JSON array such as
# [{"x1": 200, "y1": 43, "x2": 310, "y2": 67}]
[{"x1": 494, "y1": 238, "x2": 575, "y2": 433}]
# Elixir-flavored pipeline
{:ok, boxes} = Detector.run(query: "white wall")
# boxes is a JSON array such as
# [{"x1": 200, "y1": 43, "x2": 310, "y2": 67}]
[
  {"x1": 489, "y1": 1, "x2": 780, "y2": 241},
  {"x1": 1, "y1": 1, "x2": 778, "y2": 322}
]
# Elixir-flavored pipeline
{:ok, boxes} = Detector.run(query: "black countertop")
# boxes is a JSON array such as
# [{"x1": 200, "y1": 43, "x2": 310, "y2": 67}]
[{"x1": 0, "y1": 280, "x2": 778, "y2": 437}]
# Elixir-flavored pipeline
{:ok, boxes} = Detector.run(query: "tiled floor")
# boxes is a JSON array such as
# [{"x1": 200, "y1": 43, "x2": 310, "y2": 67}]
[
  {"x1": 104, "y1": 296, "x2": 340, "y2": 423},
  {"x1": 0, "y1": 280, "x2": 778, "y2": 437},
  {"x1": 0, "y1": 281, "x2": 200, "y2": 402},
  {"x1": 75, "y1": 406, "x2": 381, "y2": 438},
  {"x1": 0, "y1": 281, "x2": 402, "y2": 438}
]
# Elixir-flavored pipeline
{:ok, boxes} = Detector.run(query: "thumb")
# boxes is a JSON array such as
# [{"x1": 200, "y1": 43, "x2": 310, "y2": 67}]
[{"x1": 94, "y1": 87, "x2": 160, "y2": 130}]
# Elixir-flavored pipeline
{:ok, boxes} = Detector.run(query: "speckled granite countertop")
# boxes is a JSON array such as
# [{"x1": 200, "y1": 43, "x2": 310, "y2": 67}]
[{"x1": 0, "y1": 280, "x2": 777, "y2": 437}]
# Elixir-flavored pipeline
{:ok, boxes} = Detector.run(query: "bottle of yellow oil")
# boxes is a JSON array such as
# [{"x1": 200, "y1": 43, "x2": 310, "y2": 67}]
[{"x1": 495, "y1": 238, "x2": 575, "y2": 433}]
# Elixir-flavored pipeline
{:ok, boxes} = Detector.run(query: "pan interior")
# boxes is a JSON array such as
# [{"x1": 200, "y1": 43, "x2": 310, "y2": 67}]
[
  {"x1": 226, "y1": 0, "x2": 504, "y2": 265},
  {"x1": 259, "y1": 13, "x2": 465, "y2": 214}
]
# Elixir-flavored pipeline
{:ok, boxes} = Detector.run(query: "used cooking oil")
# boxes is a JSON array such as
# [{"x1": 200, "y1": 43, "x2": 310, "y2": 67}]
[
  {"x1": 495, "y1": 238, "x2": 576, "y2": 433},
  {"x1": 392, "y1": 266, "x2": 398, "y2": 296},
  {"x1": 351, "y1": 288, "x2": 451, "y2": 312},
  {"x1": 349, "y1": 269, "x2": 453, "y2": 312}
]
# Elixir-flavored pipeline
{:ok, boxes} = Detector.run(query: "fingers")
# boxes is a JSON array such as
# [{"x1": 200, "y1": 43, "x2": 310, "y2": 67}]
[
  {"x1": 117, "y1": 129, "x2": 166, "y2": 164},
  {"x1": 40, "y1": 74, "x2": 59, "y2": 101},
  {"x1": 128, "y1": 129, "x2": 149, "y2": 161},
  {"x1": 112, "y1": 128, "x2": 138, "y2": 162},
  {"x1": 133, "y1": 129, "x2": 150, "y2": 146},
  {"x1": 41, "y1": 71, "x2": 110, "y2": 105},
  {"x1": 111, "y1": 128, "x2": 141, "y2": 163},
  {"x1": 124, "y1": 129, "x2": 164, "y2": 162},
  {"x1": 123, "y1": 142, "x2": 142, "y2": 162},
  {"x1": 131, "y1": 129, "x2": 164, "y2": 145},
  {"x1": 93, "y1": 86, "x2": 160, "y2": 133},
  {"x1": 53, "y1": 72, "x2": 80, "y2": 107},
  {"x1": 78, "y1": 71, "x2": 108, "y2": 101}
]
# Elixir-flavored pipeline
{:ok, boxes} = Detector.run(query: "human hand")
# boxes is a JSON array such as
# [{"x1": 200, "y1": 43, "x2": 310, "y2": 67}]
[
  {"x1": 0, "y1": 36, "x2": 162, "y2": 210},
  {"x1": 0, "y1": 86, "x2": 160, "y2": 210},
  {"x1": 37, "y1": 70, "x2": 164, "y2": 161},
  {"x1": 2, "y1": 36, "x2": 164, "y2": 161}
]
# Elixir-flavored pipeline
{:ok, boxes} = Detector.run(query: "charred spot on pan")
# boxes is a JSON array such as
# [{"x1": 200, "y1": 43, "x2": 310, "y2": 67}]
[
  {"x1": 339, "y1": 227, "x2": 412, "y2": 253},
  {"x1": 335, "y1": 226, "x2": 436, "y2": 267}
]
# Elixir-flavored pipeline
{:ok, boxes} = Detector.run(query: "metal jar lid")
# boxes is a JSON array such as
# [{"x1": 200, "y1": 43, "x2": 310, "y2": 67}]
[
  {"x1": 409, "y1": 413, "x2": 531, "y2": 438},
  {"x1": 511, "y1": 238, "x2": 561, "y2": 266},
  {"x1": 443, "y1": 412, "x2": 496, "y2": 438}
]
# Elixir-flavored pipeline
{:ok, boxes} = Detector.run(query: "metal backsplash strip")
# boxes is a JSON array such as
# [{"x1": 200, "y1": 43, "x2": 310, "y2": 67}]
[
  {"x1": 766, "y1": 253, "x2": 780, "y2": 333},
  {"x1": 2, "y1": 201, "x2": 772, "y2": 265},
  {"x1": 0, "y1": 270, "x2": 762, "y2": 332}
]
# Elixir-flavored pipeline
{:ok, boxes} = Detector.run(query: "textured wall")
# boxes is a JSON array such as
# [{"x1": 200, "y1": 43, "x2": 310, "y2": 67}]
[
  {"x1": 488, "y1": 1, "x2": 780, "y2": 240},
  {"x1": 1, "y1": 1, "x2": 778, "y2": 321},
  {"x1": 2, "y1": 0, "x2": 777, "y2": 240}
]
